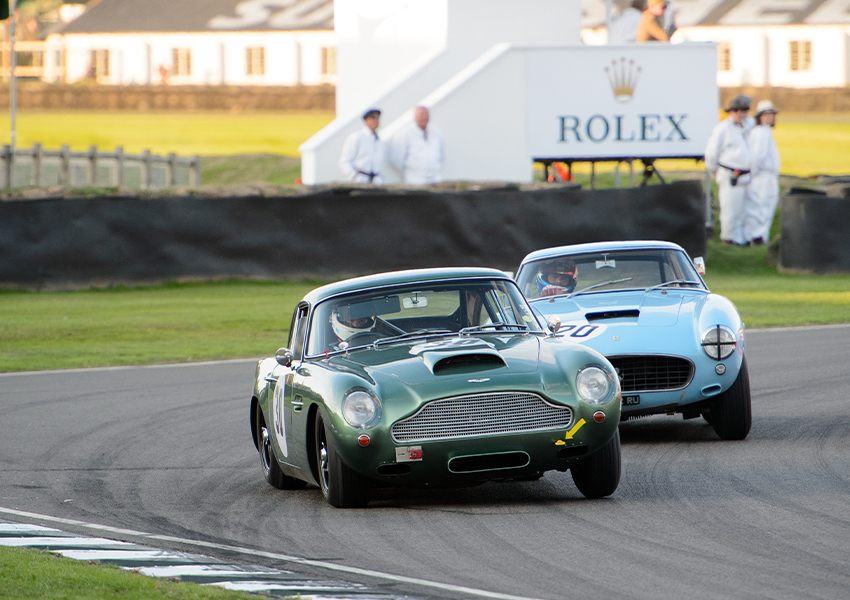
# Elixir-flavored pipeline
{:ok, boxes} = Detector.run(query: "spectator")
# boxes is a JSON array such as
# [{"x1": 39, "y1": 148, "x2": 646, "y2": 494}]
[
  {"x1": 704, "y1": 94, "x2": 753, "y2": 246},
  {"x1": 636, "y1": 0, "x2": 668, "y2": 42},
  {"x1": 745, "y1": 100, "x2": 781, "y2": 246},
  {"x1": 609, "y1": 1, "x2": 644, "y2": 44},
  {"x1": 389, "y1": 106, "x2": 445, "y2": 184},
  {"x1": 339, "y1": 108, "x2": 384, "y2": 184}
]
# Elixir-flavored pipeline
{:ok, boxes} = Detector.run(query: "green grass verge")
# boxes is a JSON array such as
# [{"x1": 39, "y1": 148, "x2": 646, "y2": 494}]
[
  {"x1": 1, "y1": 243, "x2": 848, "y2": 373},
  {"x1": 0, "y1": 545, "x2": 259, "y2": 600}
]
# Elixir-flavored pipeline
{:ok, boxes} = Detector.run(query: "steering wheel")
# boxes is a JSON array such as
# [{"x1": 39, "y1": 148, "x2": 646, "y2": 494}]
[{"x1": 345, "y1": 332, "x2": 382, "y2": 347}]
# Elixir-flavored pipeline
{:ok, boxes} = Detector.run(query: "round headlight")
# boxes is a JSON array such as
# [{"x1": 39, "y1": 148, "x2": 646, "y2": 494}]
[
  {"x1": 341, "y1": 390, "x2": 381, "y2": 429},
  {"x1": 576, "y1": 366, "x2": 614, "y2": 405},
  {"x1": 701, "y1": 325, "x2": 737, "y2": 360}
]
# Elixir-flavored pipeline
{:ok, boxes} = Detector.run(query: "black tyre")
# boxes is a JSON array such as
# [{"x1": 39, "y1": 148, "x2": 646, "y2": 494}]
[
  {"x1": 710, "y1": 356, "x2": 752, "y2": 441},
  {"x1": 571, "y1": 429, "x2": 621, "y2": 499},
  {"x1": 257, "y1": 404, "x2": 306, "y2": 490},
  {"x1": 315, "y1": 411, "x2": 370, "y2": 508}
]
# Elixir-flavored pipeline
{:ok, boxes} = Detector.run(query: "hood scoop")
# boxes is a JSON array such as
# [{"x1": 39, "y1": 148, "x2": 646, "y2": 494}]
[
  {"x1": 430, "y1": 352, "x2": 507, "y2": 376},
  {"x1": 586, "y1": 309, "x2": 640, "y2": 321}
]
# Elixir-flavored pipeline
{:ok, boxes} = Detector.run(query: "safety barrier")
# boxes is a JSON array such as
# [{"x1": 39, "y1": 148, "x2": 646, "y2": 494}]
[{"x1": 0, "y1": 144, "x2": 201, "y2": 189}]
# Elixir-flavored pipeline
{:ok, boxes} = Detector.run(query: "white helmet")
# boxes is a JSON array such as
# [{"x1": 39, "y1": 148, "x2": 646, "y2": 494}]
[{"x1": 332, "y1": 310, "x2": 375, "y2": 340}]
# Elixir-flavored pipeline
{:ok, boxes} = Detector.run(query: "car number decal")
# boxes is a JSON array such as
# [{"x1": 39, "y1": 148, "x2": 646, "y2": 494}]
[
  {"x1": 272, "y1": 379, "x2": 288, "y2": 458},
  {"x1": 555, "y1": 323, "x2": 606, "y2": 341}
]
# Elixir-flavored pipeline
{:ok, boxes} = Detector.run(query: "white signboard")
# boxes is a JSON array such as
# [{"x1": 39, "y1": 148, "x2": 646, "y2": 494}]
[{"x1": 525, "y1": 44, "x2": 718, "y2": 160}]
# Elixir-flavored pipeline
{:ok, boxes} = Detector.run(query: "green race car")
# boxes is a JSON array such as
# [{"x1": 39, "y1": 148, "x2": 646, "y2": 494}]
[{"x1": 250, "y1": 267, "x2": 622, "y2": 507}]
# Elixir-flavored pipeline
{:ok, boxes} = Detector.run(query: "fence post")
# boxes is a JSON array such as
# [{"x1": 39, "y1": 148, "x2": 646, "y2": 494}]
[
  {"x1": 88, "y1": 145, "x2": 98, "y2": 186},
  {"x1": 142, "y1": 149, "x2": 152, "y2": 189},
  {"x1": 167, "y1": 152, "x2": 177, "y2": 186},
  {"x1": 1, "y1": 145, "x2": 10, "y2": 188},
  {"x1": 191, "y1": 155, "x2": 201, "y2": 186},
  {"x1": 59, "y1": 144, "x2": 71, "y2": 185},
  {"x1": 32, "y1": 143, "x2": 42, "y2": 186},
  {"x1": 115, "y1": 146, "x2": 124, "y2": 187}
]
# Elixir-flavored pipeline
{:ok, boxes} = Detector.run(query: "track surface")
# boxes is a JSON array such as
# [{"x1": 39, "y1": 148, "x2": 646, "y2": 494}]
[{"x1": 2, "y1": 326, "x2": 849, "y2": 600}]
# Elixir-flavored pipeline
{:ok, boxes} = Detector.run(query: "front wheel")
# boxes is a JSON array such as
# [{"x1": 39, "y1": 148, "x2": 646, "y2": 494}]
[
  {"x1": 710, "y1": 356, "x2": 752, "y2": 441},
  {"x1": 315, "y1": 412, "x2": 370, "y2": 508},
  {"x1": 571, "y1": 429, "x2": 621, "y2": 499},
  {"x1": 257, "y1": 404, "x2": 306, "y2": 490}
]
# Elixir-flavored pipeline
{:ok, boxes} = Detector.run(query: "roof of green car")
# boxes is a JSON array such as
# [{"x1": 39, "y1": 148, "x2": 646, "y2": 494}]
[{"x1": 302, "y1": 267, "x2": 513, "y2": 305}]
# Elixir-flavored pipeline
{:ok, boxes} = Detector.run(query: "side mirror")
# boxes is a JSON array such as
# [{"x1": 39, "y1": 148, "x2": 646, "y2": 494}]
[
  {"x1": 693, "y1": 257, "x2": 706, "y2": 275},
  {"x1": 547, "y1": 315, "x2": 561, "y2": 335},
  {"x1": 275, "y1": 348, "x2": 293, "y2": 367}
]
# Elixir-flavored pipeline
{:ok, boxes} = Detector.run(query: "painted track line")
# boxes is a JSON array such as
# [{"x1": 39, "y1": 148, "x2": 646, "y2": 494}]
[{"x1": 0, "y1": 506, "x2": 547, "y2": 600}]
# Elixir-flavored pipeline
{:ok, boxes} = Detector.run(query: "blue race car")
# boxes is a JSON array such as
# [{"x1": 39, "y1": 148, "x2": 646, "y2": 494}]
[{"x1": 516, "y1": 241, "x2": 751, "y2": 440}]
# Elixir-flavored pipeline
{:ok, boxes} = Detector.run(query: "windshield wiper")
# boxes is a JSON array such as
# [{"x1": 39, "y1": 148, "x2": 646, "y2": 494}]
[
  {"x1": 460, "y1": 323, "x2": 529, "y2": 335},
  {"x1": 374, "y1": 329, "x2": 454, "y2": 347},
  {"x1": 569, "y1": 278, "x2": 633, "y2": 297},
  {"x1": 644, "y1": 280, "x2": 703, "y2": 292}
]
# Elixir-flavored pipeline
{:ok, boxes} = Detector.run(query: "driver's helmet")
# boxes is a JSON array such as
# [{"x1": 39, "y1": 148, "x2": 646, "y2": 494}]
[
  {"x1": 331, "y1": 309, "x2": 375, "y2": 341},
  {"x1": 537, "y1": 258, "x2": 577, "y2": 297}
]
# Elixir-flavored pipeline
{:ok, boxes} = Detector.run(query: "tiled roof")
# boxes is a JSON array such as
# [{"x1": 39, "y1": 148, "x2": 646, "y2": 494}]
[
  {"x1": 59, "y1": 0, "x2": 334, "y2": 34},
  {"x1": 582, "y1": 0, "x2": 850, "y2": 29}
]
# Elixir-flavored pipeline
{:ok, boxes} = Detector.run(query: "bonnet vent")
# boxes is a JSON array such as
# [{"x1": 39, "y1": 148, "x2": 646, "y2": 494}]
[
  {"x1": 432, "y1": 353, "x2": 506, "y2": 375},
  {"x1": 586, "y1": 309, "x2": 640, "y2": 321}
]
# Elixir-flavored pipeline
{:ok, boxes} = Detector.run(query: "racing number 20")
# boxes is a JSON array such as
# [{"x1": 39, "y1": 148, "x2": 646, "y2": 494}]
[{"x1": 558, "y1": 325, "x2": 599, "y2": 338}]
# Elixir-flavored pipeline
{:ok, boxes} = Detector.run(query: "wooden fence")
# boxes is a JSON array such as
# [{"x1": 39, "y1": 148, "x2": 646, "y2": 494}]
[{"x1": 0, "y1": 144, "x2": 201, "y2": 189}]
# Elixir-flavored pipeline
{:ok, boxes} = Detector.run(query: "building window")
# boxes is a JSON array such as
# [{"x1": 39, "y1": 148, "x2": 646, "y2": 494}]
[
  {"x1": 790, "y1": 40, "x2": 811, "y2": 71},
  {"x1": 718, "y1": 42, "x2": 731, "y2": 72},
  {"x1": 172, "y1": 48, "x2": 192, "y2": 76},
  {"x1": 247, "y1": 47, "x2": 265, "y2": 75},
  {"x1": 89, "y1": 49, "x2": 109, "y2": 79},
  {"x1": 321, "y1": 46, "x2": 336, "y2": 76}
]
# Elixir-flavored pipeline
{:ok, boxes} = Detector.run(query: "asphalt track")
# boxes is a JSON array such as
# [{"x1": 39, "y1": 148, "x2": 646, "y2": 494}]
[{"x1": 1, "y1": 325, "x2": 849, "y2": 600}]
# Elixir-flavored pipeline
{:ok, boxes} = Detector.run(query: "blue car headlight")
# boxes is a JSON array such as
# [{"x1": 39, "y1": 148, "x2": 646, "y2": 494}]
[
  {"x1": 576, "y1": 366, "x2": 617, "y2": 405},
  {"x1": 342, "y1": 389, "x2": 382, "y2": 429},
  {"x1": 701, "y1": 325, "x2": 737, "y2": 360}
]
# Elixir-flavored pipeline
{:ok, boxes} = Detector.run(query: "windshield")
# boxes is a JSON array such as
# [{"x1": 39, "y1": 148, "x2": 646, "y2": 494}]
[
  {"x1": 306, "y1": 278, "x2": 542, "y2": 356},
  {"x1": 517, "y1": 249, "x2": 706, "y2": 300}
]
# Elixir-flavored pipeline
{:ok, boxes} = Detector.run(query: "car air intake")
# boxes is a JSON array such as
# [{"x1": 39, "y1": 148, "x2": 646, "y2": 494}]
[
  {"x1": 448, "y1": 451, "x2": 530, "y2": 473},
  {"x1": 608, "y1": 355, "x2": 694, "y2": 392},
  {"x1": 391, "y1": 392, "x2": 573, "y2": 443},
  {"x1": 432, "y1": 353, "x2": 506, "y2": 375},
  {"x1": 586, "y1": 310, "x2": 640, "y2": 321}
]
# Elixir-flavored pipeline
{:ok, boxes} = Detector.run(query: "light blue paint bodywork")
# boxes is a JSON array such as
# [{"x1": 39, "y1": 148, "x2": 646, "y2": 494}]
[{"x1": 517, "y1": 241, "x2": 746, "y2": 418}]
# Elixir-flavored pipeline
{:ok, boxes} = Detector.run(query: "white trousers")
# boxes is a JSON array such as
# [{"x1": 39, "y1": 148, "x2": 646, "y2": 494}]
[
  {"x1": 716, "y1": 169, "x2": 749, "y2": 245},
  {"x1": 745, "y1": 172, "x2": 780, "y2": 242}
]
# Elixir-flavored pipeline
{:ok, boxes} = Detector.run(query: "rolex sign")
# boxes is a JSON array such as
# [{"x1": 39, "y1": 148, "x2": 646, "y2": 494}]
[{"x1": 525, "y1": 44, "x2": 718, "y2": 161}]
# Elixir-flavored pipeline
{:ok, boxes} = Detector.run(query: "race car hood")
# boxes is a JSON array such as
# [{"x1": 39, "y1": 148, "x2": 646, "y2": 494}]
[
  {"x1": 533, "y1": 291, "x2": 685, "y2": 329},
  {"x1": 330, "y1": 334, "x2": 541, "y2": 386}
]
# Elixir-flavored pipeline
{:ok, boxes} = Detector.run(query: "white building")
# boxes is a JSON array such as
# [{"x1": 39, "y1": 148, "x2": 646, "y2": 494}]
[
  {"x1": 581, "y1": 0, "x2": 850, "y2": 88},
  {"x1": 42, "y1": 0, "x2": 336, "y2": 86}
]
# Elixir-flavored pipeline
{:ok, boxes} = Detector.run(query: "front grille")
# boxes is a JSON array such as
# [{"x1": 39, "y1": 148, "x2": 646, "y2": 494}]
[
  {"x1": 609, "y1": 355, "x2": 694, "y2": 393},
  {"x1": 391, "y1": 392, "x2": 573, "y2": 443}
]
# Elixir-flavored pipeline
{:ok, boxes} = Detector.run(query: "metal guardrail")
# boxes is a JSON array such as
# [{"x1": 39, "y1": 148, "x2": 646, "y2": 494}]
[{"x1": 0, "y1": 144, "x2": 202, "y2": 189}]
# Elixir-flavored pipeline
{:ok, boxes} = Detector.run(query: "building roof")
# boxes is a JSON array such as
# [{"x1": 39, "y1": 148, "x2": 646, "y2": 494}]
[
  {"x1": 59, "y1": 0, "x2": 334, "y2": 34},
  {"x1": 582, "y1": 0, "x2": 850, "y2": 29}
]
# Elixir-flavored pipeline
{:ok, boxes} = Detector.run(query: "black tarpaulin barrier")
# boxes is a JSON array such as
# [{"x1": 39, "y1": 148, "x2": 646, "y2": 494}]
[
  {"x1": 0, "y1": 180, "x2": 706, "y2": 289},
  {"x1": 780, "y1": 189, "x2": 850, "y2": 274}
]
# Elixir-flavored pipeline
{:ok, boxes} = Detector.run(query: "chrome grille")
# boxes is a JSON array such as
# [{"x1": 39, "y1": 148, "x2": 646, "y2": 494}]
[
  {"x1": 609, "y1": 355, "x2": 694, "y2": 392},
  {"x1": 391, "y1": 392, "x2": 572, "y2": 443}
]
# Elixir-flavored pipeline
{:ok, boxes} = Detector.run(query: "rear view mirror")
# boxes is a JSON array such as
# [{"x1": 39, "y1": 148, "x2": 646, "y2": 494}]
[{"x1": 402, "y1": 293, "x2": 428, "y2": 309}]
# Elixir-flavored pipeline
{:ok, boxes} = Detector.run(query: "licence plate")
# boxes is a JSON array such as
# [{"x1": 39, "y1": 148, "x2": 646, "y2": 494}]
[{"x1": 623, "y1": 395, "x2": 641, "y2": 406}]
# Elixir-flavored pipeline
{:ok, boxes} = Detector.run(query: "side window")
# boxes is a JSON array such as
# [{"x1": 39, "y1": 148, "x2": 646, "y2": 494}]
[{"x1": 289, "y1": 306, "x2": 309, "y2": 361}]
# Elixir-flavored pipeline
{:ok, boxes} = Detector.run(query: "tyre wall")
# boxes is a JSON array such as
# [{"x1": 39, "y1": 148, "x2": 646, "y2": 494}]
[
  {"x1": 0, "y1": 180, "x2": 706, "y2": 289},
  {"x1": 780, "y1": 190, "x2": 850, "y2": 274}
]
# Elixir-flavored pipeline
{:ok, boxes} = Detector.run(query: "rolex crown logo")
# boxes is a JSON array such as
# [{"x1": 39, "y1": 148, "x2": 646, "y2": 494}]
[{"x1": 605, "y1": 57, "x2": 641, "y2": 103}]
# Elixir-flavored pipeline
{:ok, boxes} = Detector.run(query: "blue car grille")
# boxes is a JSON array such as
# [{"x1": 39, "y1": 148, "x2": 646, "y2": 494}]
[
  {"x1": 608, "y1": 355, "x2": 694, "y2": 392},
  {"x1": 391, "y1": 392, "x2": 573, "y2": 443}
]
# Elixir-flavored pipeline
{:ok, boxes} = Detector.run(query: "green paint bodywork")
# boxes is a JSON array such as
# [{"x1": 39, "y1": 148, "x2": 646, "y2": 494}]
[{"x1": 250, "y1": 268, "x2": 621, "y2": 490}]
